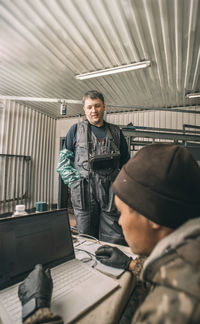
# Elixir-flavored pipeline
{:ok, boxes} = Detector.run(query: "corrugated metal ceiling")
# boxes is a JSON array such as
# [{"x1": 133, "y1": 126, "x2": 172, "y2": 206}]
[{"x1": 0, "y1": 0, "x2": 200, "y2": 118}]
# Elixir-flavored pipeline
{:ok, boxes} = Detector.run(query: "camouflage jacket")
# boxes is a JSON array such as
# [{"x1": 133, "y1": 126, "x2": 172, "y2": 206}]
[{"x1": 132, "y1": 217, "x2": 200, "y2": 324}]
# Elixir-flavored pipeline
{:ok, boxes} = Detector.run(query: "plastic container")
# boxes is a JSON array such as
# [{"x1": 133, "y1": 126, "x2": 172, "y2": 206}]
[
  {"x1": 36, "y1": 201, "x2": 47, "y2": 213},
  {"x1": 12, "y1": 205, "x2": 28, "y2": 217}
]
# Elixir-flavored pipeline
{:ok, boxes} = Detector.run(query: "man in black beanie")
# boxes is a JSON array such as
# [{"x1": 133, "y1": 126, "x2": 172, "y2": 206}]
[
  {"x1": 18, "y1": 144, "x2": 200, "y2": 324},
  {"x1": 95, "y1": 143, "x2": 200, "y2": 323}
]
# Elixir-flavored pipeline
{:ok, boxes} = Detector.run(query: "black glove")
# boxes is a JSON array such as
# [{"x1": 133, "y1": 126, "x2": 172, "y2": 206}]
[
  {"x1": 95, "y1": 245, "x2": 132, "y2": 270},
  {"x1": 18, "y1": 264, "x2": 53, "y2": 320}
]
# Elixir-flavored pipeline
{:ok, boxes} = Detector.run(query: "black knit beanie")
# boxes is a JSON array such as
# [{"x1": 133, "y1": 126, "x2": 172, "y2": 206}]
[{"x1": 113, "y1": 144, "x2": 200, "y2": 229}]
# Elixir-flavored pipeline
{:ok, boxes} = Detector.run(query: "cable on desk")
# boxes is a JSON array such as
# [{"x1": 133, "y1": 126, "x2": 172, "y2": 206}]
[
  {"x1": 77, "y1": 233, "x2": 103, "y2": 245},
  {"x1": 72, "y1": 236, "x2": 78, "y2": 243},
  {"x1": 71, "y1": 226, "x2": 79, "y2": 235},
  {"x1": 70, "y1": 226, "x2": 103, "y2": 245},
  {"x1": 75, "y1": 248, "x2": 97, "y2": 268}
]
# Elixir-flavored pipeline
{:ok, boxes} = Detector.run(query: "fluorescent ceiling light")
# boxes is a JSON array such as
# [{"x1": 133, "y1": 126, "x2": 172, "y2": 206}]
[
  {"x1": 75, "y1": 60, "x2": 151, "y2": 80},
  {"x1": 185, "y1": 92, "x2": 200, "y2": 99}
]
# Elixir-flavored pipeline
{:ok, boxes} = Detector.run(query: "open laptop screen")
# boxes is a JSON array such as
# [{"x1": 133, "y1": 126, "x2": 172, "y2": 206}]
[{"x1": 0, "y1": 209, "x2": 74, "y2": 290}]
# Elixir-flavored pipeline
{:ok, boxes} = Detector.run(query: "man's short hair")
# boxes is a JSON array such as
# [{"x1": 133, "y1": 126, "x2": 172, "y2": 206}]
[{"x1": 82, "y1": 90, "x2": 104, "y2": 105}]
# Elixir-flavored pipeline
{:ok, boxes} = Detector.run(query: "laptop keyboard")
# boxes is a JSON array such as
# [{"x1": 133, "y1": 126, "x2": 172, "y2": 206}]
[
  {"x1": 51, "y1": 260, "x2": 95, "y2": 300},
  {"x1": 0, "y1": 284, "x2": 21, "y2": 323},
  {"x1": 0, "y1": 260, "x2": 95, "y2": 324}
]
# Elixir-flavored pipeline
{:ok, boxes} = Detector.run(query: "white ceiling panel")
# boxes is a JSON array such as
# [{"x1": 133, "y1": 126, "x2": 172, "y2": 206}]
[{"x1": 0, "y1": 0, "x2": 200, "y2": 118}]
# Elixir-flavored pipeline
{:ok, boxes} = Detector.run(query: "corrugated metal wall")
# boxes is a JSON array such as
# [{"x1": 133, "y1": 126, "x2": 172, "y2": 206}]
[
  {"x1": 55, "y1": 108, "x2": 200, "y2": 160},
  {"x1": 57, "y1": 107, "x2": 200, "y2": 138},
  {"x1": 0, "y1": 100, "x2": 56, "y2": 215},
  {"x1": 106, "y1": 108, "x2": 200, "y2": 130},
  {"x1": 106, "y1": 108, "x2": 200, "y2": 155}
]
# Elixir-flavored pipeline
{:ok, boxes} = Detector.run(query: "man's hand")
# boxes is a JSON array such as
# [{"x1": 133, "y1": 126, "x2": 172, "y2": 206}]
[
  {"x1": 18, "y1": 264, "x2": 53, "y2": 320},
  {"x1": 95, "y1": 245, "x2": 132, "y2": 270}
]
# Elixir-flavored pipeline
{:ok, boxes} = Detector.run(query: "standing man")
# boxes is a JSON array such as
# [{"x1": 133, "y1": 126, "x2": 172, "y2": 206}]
[{"x1": 65, "y1": 90, "x2": 130, "y2": 244}]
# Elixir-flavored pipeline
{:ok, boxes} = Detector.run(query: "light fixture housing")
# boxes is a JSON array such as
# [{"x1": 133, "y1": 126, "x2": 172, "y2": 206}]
[
  {"x1": 185, "y1": 92, "x2": 200, "y2": 99},
  {"x1": 75, "y1": 61, "x2": 151, "y2": 80},
  {"x1": 60, "y1": 103, "x2": 67, "y2": 115}
]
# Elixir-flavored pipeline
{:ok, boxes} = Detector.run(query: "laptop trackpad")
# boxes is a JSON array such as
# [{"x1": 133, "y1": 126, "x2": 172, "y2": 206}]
[
  {"x1": 51, "y1": 278, "x2": 117, "y2": 323},
  {"x1": 52, "y1": 289, "x2": 96, "y2": 323}
]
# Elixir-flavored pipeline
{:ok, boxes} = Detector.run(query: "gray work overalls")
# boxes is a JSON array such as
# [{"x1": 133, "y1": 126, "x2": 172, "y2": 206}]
[{"x1": 70, "y1": 120, "x2": 126, "y2": 245}]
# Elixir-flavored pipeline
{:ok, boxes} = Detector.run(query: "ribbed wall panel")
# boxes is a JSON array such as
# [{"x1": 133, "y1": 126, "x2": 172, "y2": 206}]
[
  {"x1": 106, "y1": 108, "x2": 200, "y2": 128},
  {"x1": 55, "y1": 108, "x2": 200, "y2": 160},
  {"x1": 56, "y1": 108, "x2": 200, "y2": 140},
  {"x1": 0, "y1": 100, "x2": 56, "y2": 215},
  {"x1": 106, "y1": 108, "x2": 200, "y2": 154},
  {"x1": 55, "y1": 108, "x2": 200, "y2": 147}
]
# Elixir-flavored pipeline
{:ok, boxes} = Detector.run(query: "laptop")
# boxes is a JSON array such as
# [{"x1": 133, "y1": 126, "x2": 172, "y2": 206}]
[{"x1": 0, "y1": 209, "x2": 119, "y2": 324}]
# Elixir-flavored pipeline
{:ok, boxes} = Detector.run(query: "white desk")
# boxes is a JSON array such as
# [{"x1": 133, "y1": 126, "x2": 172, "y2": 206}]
[{"x1": 71, "y1": 271, "x2": 135, "y2": 324}]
